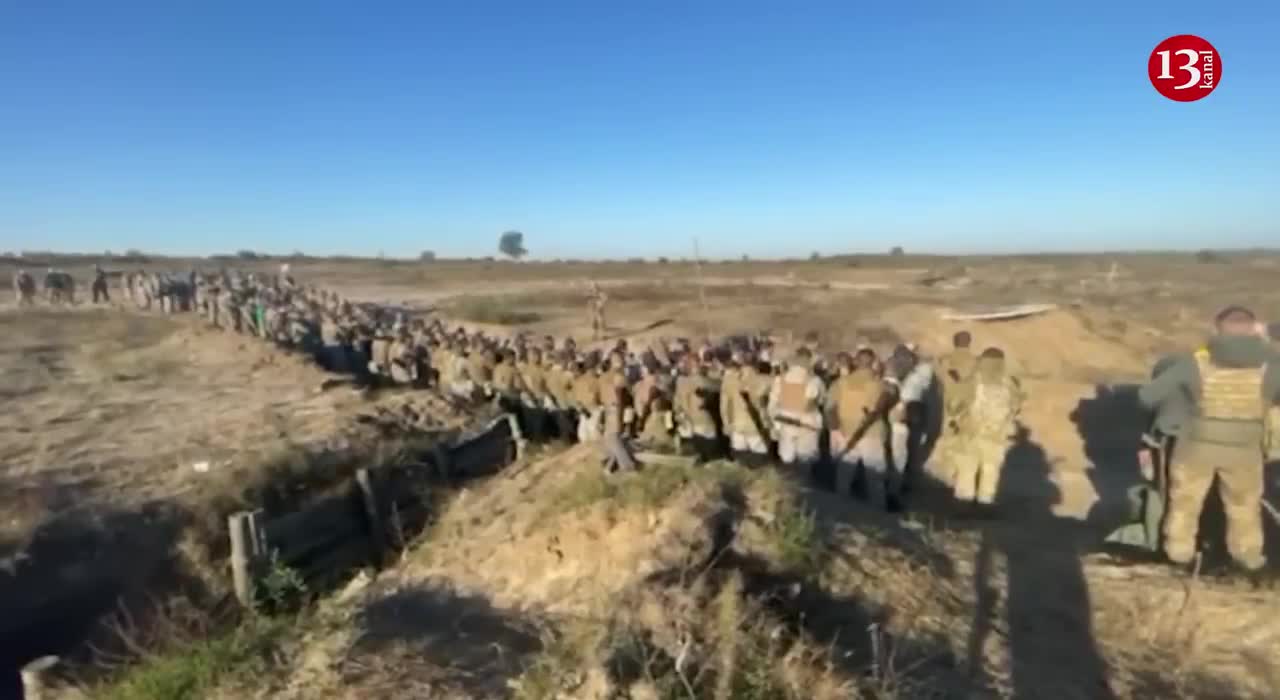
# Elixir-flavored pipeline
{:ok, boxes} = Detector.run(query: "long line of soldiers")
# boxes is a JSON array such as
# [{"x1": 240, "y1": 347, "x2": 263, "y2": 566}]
[{"x1": 138, "y1": 266, "x2": 1026, "y2": 515}]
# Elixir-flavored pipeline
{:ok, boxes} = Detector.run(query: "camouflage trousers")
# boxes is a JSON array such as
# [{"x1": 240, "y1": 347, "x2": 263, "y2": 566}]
[
  {"x1": 831, "y1": 429, "x2": 890, "y2": 508},
  {"x1": 950, "y1": 435, "x2": 1008, "y2": 505},
  {"x1": 1163, "y1": 440, "x2": 1266, "y2": 571},
  {"x1": 776, "y1": 423, "x2": 820, "y2": 467}
]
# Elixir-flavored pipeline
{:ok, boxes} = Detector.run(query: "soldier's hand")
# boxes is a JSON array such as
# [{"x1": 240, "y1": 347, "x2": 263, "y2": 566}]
[{"x1": 1137, "y1": 449, "x2": 1154, "y2": 483}]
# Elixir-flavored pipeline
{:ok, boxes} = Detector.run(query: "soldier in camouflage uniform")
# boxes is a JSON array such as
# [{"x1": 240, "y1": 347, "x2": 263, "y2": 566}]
[
  {"x1": 1139, "y1": 306, "x2": 1280, "y2": 573},
  {"x1": 768, "y1": 347, "x2": 825, "y2": 471},
  {"x1": 518, "y1": 348, "x2": 549, "y2": 440},
  {"x1": 723, "y1": 348, "x2": 772, "y2": 467},
  {"x1": 675, "y1": 354, "x2": 721, "y2": 463},
  {"x1": 572, "y1": 355, "x2": 602, "y2": 442},
  {"x1": 948, "y1": 348, "x2": 1024, "y2": 508},
  {"x1": 598, "y1": 351, "x2": 631, "y2": 437},
  {"x1": 828, "y1": 349, "x2": 892, "y2": 506}
]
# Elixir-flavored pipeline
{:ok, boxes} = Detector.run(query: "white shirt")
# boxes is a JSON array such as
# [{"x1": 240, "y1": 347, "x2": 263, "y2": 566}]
[{"x1": 899, "y1": 362, "x2": 934, "y2": 403}]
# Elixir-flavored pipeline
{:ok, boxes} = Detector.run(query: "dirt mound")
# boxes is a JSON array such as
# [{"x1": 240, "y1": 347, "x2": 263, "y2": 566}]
[{"x1": 245, "y1": 446, "x2": 1279, "y2": 699}]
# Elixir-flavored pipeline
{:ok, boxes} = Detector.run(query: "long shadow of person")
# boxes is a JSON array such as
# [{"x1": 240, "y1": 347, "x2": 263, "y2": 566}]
[{"x1": 966, "y1": 425, "x2": 1117, "y2": 700}]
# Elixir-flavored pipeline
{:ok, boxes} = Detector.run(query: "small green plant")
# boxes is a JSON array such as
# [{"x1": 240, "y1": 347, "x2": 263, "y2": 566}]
[
  {"x1": 95, "y1": 616, "x2": 287, "y2": 700},
  {"x1": 256, "y1": 553, "x2": 308, "y2": 611},
  {"x1": 766, "y1": 500, "x2": 825, "y2": 576}
]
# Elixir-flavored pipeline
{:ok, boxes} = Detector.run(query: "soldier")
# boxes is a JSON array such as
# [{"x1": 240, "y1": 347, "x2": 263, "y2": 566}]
[
  {"x1": 91, "y1": 265, "x2": 110, "y2": 303},
  {"x1": 828, "y1": 350, "x2": 892, "y2": 506},
  {"x1": 13, "y1": 269, "x2": 35, "y2": 306},
  {"x1": 572, "y1": 355, "x2": 603, "y2": 442},
  {"x1": 674, "y1": 355, "x2": 721, "y2": 463},
  {"x1": 545, "y1": 353, "x2": 577, "y2": 443},
  {"x1": 1138, "y1": 306, "x2": 1280, "y2": 573},
  {"x1": 725, "y1": 349, "x2": 773, "y2": 467},
  {"x1": 947, "y1": 348, "x2": 1024, "y2": 509},
  {"x1": 468, "y1": 343, "x2": 496, "y2": 397},
  {"x1": 598, "y1": 351, "x2": 632, "y2": 437},
  {"x1": 588, "y1": 281, "x2": 607, "y2": 341},
  {"x1": 768, "y1": 347, "x2": 825, "y2": 471},
  {"x1": 519, "y1": 348, "x2": 550, "y2": 440},
  {"x1": 388, "y1": 326, "x2": 417, "y2": 384},
  {"x1": 492, "y1": 348, "x2": 522, "y2": 414},
  {"x1": 892, "y1": 344, "x2": 938, "y2": 503},
  {"x1": 288, "y1": 311, "x2": 322, "y2": 361}
]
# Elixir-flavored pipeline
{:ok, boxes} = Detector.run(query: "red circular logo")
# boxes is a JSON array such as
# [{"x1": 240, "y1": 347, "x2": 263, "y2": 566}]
[{"x1": 1148, "y1": 35, "x2": 1221, "y2": 102}]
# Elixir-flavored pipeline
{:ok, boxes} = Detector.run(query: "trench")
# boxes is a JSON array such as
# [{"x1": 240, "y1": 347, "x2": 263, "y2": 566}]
[{"x1": 0, "y1": 400, "x2": 512, "y2": 697}]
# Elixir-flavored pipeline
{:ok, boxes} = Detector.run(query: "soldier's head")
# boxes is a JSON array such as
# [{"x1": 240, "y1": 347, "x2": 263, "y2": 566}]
[
  {"x1": 791, "y1": 346, "x2": 813, "y2": 370},
  {"x1": 854, "y1": 346, "x2": 877, "y2": 370},
  {"x1": 1214, "y1": 306, "x2": 1257, "y2": 336},
  {"x1": 977, "y1": 347, "x2": 1006, "y2": 380},
  {"x1": 608, "y1": 351, "x2": 624, "y2": 370},
  {"x1": 835, "y1": 351, "x2": 854, "y2": 374},
  {"x1": 953, "y1": 331, "x2": 972, "y2": 349}
]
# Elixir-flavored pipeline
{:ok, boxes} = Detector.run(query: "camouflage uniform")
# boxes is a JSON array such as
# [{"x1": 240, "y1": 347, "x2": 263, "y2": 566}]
[
  {"x1": 828, "y1": 367, "x2": 890, "y2": 505},
  {"x1": 768, "y1": 360, "x2": 825, "y2": 468},
  {"x1": 518, "y1": 350, "x2": 550, "y2": 440},
  {"x1": 1139, "y1": 335, "x2": 1280, "y2": 571},
  {"x1": 598, "y1": 353, "x2": 631, "y2": 437},
  {"x1": 725, "y1": 361, "x2": 772, "y2": 467},
  {"x1": 948, "y1": 355, "x2": 1023, "y2": 505},
  {"x1": 572, "y1": 361, "x2": 602, "y2": 442},
  {"x1": 674, "y1": 362, "x2": 720, "y2": 461}
]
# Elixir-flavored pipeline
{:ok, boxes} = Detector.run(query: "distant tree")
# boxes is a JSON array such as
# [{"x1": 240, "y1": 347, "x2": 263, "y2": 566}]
[
  {"x1": 657, "y1": 256, "x2": 669, "y2": 264},
  {"x1": 419, "y1": 250, "x2": 436, "y2": 261},
  {"x1": 627, "y1": 257, "x2": 646, "y2": 264},
  {"x1": 1195, "y1": 249, "x2": 1224, "y2": 264},
  {"x1": 810, "y1": 251, "x2": 822, "y2": 261},
  {"x1": 890, "y1": 246, "x2": 905, "y2": 256},
  {"x1": 742, "y1": 254, "x2": 750, "y2": 262},
  {"x1": 483, "y1": 256, "x2": 495, "y2": 262},
  {"x1": 499, "y1": 230, "x2": 528, "y2": 260},
  {"x1": 236, "y1": 249, "x2": 260, "y2": 260}
]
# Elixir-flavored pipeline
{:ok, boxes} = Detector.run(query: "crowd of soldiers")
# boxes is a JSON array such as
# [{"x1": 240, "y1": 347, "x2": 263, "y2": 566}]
[
  {"x1": 107, "y1": 264, "x2": 1022, "y2": 516},
  {"x1": 13, "y1": 263, "x2": 1279, "y2": 575}
]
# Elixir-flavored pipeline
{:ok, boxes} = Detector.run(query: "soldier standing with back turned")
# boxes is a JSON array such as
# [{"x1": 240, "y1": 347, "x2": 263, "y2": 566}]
[{"x1": 1139, "y1": 306, "x2": 1280, "y2": 575}]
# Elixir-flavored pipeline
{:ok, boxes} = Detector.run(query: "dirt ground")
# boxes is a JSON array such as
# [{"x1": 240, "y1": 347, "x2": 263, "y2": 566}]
[{"x1": 4, "y1": 252, "x2": 1280, "y2": 698}]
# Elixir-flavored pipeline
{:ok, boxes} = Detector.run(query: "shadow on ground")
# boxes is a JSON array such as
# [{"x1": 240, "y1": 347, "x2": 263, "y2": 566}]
[{"x1": 348, "y1": 585, "x2": 542, "y2": 697}]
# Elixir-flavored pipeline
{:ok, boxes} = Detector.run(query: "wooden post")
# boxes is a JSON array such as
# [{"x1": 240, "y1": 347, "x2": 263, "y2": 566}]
[
  {"x1": 228, "y1": 509, "x2": 266, "y2": 608},
  {"x1": 355, "y1": 468, "x2": 387, "y2": 567},
  {"x1": 505, "y1": 412, "x2": 527, "y2": 460}
]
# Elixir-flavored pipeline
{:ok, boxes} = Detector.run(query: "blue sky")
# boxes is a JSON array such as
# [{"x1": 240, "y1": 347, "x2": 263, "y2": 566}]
[{"x1": 2, "y1": 2, "x2": 1277, "y2": 260}]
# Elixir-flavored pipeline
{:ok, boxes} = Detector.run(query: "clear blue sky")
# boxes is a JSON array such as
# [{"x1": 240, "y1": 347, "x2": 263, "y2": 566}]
[{"x1": 2, "y1": 2, "x2": 1277, "y2": 260}]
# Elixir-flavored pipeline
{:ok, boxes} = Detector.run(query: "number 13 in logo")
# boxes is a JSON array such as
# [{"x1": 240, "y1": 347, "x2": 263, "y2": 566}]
[{"x1": 1149, "y1": 35, "x2": 1221, "y2": 102}]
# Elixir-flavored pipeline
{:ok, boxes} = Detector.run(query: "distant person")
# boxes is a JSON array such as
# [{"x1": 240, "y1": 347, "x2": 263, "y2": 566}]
[
  {"x1": 91, "y1": 264, "x2": 109, "y2": 303},
  {"x1": 13, "y1": 269, "x2": 35, "y2": 306},
  {"x1": 1139, "y1": 306, "x2": 1280, "y2": 574},
  {"x1": 587, "y1": 281, "x2": 607, "y2": 341}
]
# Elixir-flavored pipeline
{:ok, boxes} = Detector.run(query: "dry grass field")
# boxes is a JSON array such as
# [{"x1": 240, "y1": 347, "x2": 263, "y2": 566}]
[{"x1": 2, "y1": 251, "x2": 1279, "y2": 699}]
